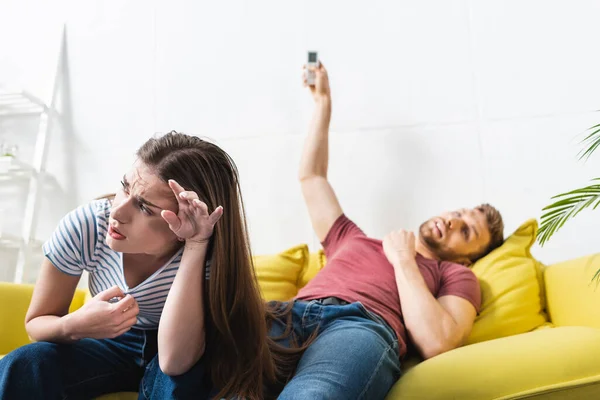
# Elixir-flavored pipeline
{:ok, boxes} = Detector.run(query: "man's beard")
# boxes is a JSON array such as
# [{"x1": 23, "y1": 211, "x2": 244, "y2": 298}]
[{"x1": 418, "y1": 219, "x2": 462, "y2": 262}]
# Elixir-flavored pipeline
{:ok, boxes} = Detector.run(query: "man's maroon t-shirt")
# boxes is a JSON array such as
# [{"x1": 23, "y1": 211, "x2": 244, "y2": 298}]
[{"x1": 295, "y1": 214, "x2": 481, "y2": 359}]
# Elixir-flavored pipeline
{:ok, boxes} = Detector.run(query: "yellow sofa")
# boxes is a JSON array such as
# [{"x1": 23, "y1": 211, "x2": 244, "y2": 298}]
[{"x1": 2, "y1": 239, "x2": 600, "y2": 399}]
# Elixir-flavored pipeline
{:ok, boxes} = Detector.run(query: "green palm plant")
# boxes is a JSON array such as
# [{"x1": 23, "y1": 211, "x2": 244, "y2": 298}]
[{"x1": 538, "y1": 123, "x2": 600, "y2": 281}]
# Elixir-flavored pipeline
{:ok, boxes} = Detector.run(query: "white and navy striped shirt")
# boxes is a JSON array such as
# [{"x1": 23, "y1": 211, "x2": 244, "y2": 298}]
[{"x1": 43, "y1": 199, "x2": 207, "y2": 330}]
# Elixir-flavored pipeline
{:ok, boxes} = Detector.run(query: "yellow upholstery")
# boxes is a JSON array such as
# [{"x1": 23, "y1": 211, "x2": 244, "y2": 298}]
[
  {"x1": 545, "y1": 253, "x2": 600, "y2": 329},
  {"x1": 253, "y1": 244, "x2": 308, "y2": 301},
  {"x1": 388, "y1": 326, "x2": 600, "y2": 399},
  {"x1": 386, "y1": 251, "x2": 600, "y2": 399},
  {"x1": 2, "y1": 242, "x2": 600, "y2": 399},
  {"x1": 466, "y1": 219, "x2": 548, "y2": 344},
  {"x1": 0, "y1": 282, "x2": 86, "y2": 355},
  {"x1": 297, "y1": 249, "x2": 326, "y2": 289}
]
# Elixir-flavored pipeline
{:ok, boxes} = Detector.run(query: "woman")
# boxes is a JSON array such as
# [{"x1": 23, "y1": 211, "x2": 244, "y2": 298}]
[{"x1": 0, "y1": 131, "x2": 296, "y2": 399}]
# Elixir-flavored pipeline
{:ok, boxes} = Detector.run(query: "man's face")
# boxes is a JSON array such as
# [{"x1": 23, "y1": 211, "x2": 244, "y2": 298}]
[{"x1": 418, "y1": 207, "x2": 491, "y2": 264}]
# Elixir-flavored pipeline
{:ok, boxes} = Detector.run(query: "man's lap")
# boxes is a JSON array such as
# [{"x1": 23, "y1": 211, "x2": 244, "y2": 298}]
[{"x1": 270, "y1": 300, "x2": 402, "y2": 400}]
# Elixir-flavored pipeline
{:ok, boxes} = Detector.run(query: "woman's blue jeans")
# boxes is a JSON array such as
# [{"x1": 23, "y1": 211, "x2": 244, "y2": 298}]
[{"x1": 0, "y1": 328, "x2": 212, "y2": 399}]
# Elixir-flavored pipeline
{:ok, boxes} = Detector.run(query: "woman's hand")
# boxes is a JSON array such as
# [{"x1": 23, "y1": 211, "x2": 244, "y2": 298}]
[
  {"x1": 64, "y1": 286, "x2": 139, "y2": 340},
  {"x1": 161, "y1": 179, "x2": 224, "y2": 245}
]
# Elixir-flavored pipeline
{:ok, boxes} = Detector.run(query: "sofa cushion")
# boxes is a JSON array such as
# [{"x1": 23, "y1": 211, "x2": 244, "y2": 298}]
[
  {"x1": 466, "y1": 219, "x2": 548, "y2": 344},
  {"x1": 254, "y1": 244, "x2": 308, "y2": 301},
  {"x1": 297, "y1": 249, "x2": 326, "y2": 289},
  {"x1": 387, "y1": 326, "x2": 600, "y2": 399},
  {"x1": 545, "y1": 253, "x2": 600, "y2": 329}
]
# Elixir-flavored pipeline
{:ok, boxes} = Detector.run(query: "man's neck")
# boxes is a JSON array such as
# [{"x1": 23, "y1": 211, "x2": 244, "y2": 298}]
[{"x1": 415, "y1": 236, "x2": 439, "y2": 261}]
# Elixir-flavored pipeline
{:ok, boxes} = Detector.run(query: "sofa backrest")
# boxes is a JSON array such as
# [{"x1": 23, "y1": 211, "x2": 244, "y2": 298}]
[
  {"x1": 544, "y1": 253, "x2": 600, "y2": 329},
  {"x1": 0, "y1": 283, "x2": 86, "y2": 355}
]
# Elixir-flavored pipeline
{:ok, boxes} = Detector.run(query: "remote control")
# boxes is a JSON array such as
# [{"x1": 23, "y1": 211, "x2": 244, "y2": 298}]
[{"x1": 306, "y1": 51, "x2": 319, "y2": 85}]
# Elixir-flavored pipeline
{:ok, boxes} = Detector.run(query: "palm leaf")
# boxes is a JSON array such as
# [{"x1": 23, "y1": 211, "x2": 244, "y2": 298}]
[
  {"x1": 578, "y1": 123, "x2": 600, "y2": 161},
  {"x1": 593, "y1": 268, "x2": 600, "y2": 285},
  {"x1": 541, "y1": 121, "x2": 600, "y2": 284},
  {"x1": 538, "y1": 179, "x2": 600, "y2": 246}
]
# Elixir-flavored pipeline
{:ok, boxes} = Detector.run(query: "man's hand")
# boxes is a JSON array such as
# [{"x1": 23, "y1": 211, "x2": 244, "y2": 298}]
[
  {"x1": 303, "y1": 61, "x2": 331, "y2": 102},
  {"x1": 384, "y1": 230, "x2": 477, "y2": 360},
  {"x1": 383, "y1": 229, "x2": 417, "y2": 267}
]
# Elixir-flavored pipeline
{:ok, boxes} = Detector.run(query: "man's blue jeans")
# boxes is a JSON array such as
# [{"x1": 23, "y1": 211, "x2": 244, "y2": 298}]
[
  {"x1": 0, "y1": 328, "x2": 212, "y2": 399},
  {"x1": 270, "y1": 299, "x2": 402, "y2": 400}
]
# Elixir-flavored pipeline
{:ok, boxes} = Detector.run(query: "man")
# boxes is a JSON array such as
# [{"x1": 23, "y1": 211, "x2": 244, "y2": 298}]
[{"x1": 271, "y1": 62, "x2": 504, "y2": 400}]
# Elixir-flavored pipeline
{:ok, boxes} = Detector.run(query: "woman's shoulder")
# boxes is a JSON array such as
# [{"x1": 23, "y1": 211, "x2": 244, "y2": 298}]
[
  {"x1": 45, "y1": 199, "x2": 111, "y2": 267},
  {"x1": 90, "y1": 197, "x2": 112, "y2": 214},
  {"x1": 82, "y1": 198, "x2": 111, "y2": 217},
  {"x1": 63, "y1": 198, "x2": 111, "y2": 230}
]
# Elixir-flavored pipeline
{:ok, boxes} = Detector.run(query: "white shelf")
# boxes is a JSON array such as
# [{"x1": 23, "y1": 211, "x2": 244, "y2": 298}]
[
  {"x1": 0, "y1": 158, "x2": 35, "y2": 182},
  {"x1": 0, "y1": 234, "x2": 42, "y2": 249},
  {"x1": 0, "y1": 234, "x2": 22, "y2": 249},
  {"x1": 0, "y1": 24, "x2": 63, "y2": 283},
  {"x1": 0, "y1": 88, "x2": 46, "y2": 118},
  {"x1": 0, "y1": 84, "x2": 54, "y2": 283},
  {"x1": 0, "y1": 234, "x2": 44, "y2": 284}
]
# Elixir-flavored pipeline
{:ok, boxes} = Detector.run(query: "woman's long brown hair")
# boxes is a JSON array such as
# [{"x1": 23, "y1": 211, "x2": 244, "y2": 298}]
[{"x1": 137, "y1": 131, "x2": 309, "y2": 399}]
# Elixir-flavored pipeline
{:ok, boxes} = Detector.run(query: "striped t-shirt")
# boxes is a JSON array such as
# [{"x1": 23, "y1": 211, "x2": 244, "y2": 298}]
[{"x1": 43, "y1": 199, "x2": 196, "y2": 330}]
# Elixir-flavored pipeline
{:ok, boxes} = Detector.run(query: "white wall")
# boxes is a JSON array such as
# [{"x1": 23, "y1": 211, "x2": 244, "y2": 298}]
[{"x1": 2, "y1": 0, "x2": 600, "y2": 282}]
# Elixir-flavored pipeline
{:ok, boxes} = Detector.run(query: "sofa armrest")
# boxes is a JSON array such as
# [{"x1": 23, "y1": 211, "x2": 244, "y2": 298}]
[
  {"x1": 0, "y1": 283, "x2": 35, "y2": 355},
  {"x1": 0, "y1": 282, "x2": 87, "y2": 355},
  {"x1": 544, "y1": 253, "x2": 600, "y2": 328},
  {"x1": 387, "y1": 326, "x2": 600, "y2": 400}
]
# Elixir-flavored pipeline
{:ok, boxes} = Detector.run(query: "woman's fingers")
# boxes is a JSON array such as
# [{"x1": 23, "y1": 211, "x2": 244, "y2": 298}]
[
  {"x1": 179, "y1": 191, "x2": 199, "y2": 201},
  {"x1": 208, "y1": 206, "x2": 224, "y2": 226},
  {"x1": 161, "y1": 209, "x2": 181, "y2": 231},
  {"x1": 168, "y1": 179, "x2": 186, "y2": 203}
]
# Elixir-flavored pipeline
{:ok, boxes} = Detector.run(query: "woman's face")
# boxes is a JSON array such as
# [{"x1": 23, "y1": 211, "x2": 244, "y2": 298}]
[{"x1": 106, "y1": 160, "x2": 180, "y2": 257}]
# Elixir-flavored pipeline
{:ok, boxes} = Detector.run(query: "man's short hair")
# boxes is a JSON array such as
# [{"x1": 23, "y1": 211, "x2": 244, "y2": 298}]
[{"x1": 470, "y1": 203, "x2": 504, "y2": 263}]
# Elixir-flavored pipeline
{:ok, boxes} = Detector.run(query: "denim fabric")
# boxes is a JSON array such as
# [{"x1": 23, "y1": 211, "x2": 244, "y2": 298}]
[
  {"x1": 0, "y1": 328, "x2": 212, "y2": 400},
  {"x1": 270, "y1": 300, "x2": 402, "y2": 400}
]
